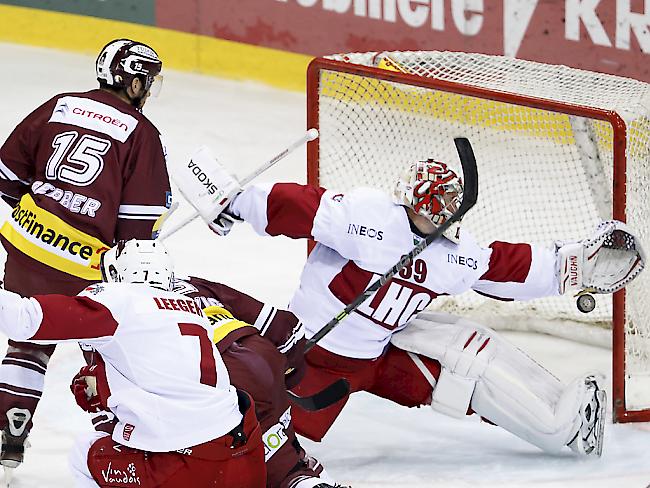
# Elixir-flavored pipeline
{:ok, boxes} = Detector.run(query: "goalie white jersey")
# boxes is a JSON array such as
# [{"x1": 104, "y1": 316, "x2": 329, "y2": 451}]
[
  {"x1": 232, "y1": 183, "x2": 560, "y2": 359},
  {"x1": 0, "y1": 282, "x2": 242, "y2": 452}
]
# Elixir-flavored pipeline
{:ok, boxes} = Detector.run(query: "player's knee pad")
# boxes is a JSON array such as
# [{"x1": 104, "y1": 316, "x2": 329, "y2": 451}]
[
  {"x1": 470, "y1": 352, "x2": 583, "y2": 453},
  {"x1": 392, "y1": 311, "x2": 592, "y2": 453},
  {"x1": 392, "y1": 312, "x2": 497, "y2": 418}
]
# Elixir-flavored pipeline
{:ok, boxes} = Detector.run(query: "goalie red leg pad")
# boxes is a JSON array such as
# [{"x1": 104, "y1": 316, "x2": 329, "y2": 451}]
[
  {"x1": 291, "y1": 345, "x2": 445, "y2": 441},
  {"x1": 368, "y1": 344, "x2": 441, "y2": 407},
  {"x1": 290, "y1": 345, "x2": 384, "y2": 441},
  {"x1": 88, "y1": 394, "x2": 265, "y2": 487}
]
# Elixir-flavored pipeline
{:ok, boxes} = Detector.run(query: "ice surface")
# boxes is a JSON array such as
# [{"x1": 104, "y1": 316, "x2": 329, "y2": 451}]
[{"x1": 0, "y1": 43, "x2": 648, "y2": 487}]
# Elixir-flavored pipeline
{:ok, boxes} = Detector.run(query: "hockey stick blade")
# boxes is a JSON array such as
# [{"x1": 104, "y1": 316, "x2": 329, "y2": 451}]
[
  {"x1": 305, "y1": 137, "x2": 479, "y2": 353},
  {"x1": 287, "y1": 378, "x2": 350, "y2": 411},
  {"x1": 451, "y1": 137, "x2": 479, "y2": 218}
]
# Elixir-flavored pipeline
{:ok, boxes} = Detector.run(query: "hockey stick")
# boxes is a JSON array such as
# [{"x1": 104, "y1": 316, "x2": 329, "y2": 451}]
[
  {"x1": 287, "y1": 138, "x2": 479, "y2": 411},
  {"x1": 305, "y1": 137, "x2": 479, "y2": 354},
  {"x1": 287, "y1": 378, "x2": 351, "y2": 411},
  {"x1": 156, "y1": 128, "x2": 319, "y2": 241}
]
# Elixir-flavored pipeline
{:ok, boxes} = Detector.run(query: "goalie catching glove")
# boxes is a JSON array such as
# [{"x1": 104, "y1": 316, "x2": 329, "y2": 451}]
[
  {"x1": 557, "y1": 220, "x2": 645, "y2": 294},
  {"x1": 172, "y1": 146, "x2": 243, "y2": 235}
]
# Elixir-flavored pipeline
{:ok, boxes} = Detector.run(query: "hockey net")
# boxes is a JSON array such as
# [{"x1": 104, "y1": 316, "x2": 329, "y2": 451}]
[{"x1": 306, "y1": 51, "x2": 650, "y2": 422}]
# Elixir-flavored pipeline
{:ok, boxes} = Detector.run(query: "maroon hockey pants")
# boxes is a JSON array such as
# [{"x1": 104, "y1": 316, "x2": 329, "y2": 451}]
[{"x1": 222, "y1": 334, "x2": 301, "y2": 488}]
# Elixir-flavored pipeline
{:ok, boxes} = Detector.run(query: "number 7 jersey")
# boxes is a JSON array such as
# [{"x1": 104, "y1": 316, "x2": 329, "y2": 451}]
[{"x1": 0, "y1": 282, "x2": 241, "y2": 452}]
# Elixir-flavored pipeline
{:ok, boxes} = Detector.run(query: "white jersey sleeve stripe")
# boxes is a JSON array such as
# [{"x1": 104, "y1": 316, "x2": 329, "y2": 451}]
[
  {"x1": 31, "y1": 295, "x2": 118, "y2": 342},
  {"x1": 118, "y1": 204, "x2": 168, "y2": 220},
  {"x1": 253, "y1": 303, "x2": 275, "y2": 332},
  {"x1": 259, "y1": 307, "x2": 277, "y2": 336},
  {"x1": 117, "y1": 214, "x2": 161, "y2": 221},
  {"x1": 277, "y1": 322, "x2": 305, "y2": 354},
  {"x1": 118, "y1": 204, "x2": 167, "y2": 215},
  {"x1": 0, "y1": 156, "x2": 29, "y2": 184}
]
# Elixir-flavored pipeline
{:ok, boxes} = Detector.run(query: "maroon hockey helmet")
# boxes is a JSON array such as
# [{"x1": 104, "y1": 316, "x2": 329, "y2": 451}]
[{"x1": 96, "y1": 39, "x2": 162, "y2": 94}]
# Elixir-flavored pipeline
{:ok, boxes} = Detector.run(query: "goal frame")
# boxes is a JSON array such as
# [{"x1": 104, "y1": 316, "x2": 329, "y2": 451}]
[{"x1": 305, "y1": 56, "x2": 642, "y2": 423}]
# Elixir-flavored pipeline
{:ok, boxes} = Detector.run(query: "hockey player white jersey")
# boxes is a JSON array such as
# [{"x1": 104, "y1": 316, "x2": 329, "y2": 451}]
[
  {"x1": 231, "y1": 183, "x2": 560, "y2": 359},
  {"x1": 0, "y1": 282, "x2": 241, "y2": 452}
]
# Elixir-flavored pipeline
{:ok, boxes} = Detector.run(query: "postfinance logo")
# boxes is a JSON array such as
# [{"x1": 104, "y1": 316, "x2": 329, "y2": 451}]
[
  {"x1": 203, "y1": 306, "x2": 255, "y2": 345},
  {"x1": 0, "y1": 195, "x2": 108, "y2": 280},
  {"x1": 263, "y1": 407, "x2": 291, "y2": 461}
]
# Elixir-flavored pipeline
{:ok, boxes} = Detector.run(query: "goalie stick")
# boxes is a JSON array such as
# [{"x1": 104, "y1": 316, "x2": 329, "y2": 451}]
[
  {"x1": 305, "y1": 137, "x2": 479, "y2": 353},
  {"x1": 156, "y1": 128, "x2": 319, "y2": 241},
  {"x1": 289, "y1": 138, "x2": 479, "y2": 411}
]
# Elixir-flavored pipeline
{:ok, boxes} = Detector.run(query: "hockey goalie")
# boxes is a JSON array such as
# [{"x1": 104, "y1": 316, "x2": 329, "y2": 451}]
[{"x1": 172, "y1": 144, "x2": 645, "y2": 459}]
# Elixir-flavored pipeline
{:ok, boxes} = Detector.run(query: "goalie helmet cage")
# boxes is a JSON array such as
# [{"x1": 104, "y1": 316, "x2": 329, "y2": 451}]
[{"x1": 306, "y1": 51, "x2": 650, "y2": 423}]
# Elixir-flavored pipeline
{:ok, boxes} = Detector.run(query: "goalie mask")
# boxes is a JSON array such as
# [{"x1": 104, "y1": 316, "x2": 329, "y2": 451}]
[
  {"x1": 96, "y1": 39, "x2": 163, "y2": 100},
  {"x1": 393, "y1": 159, "x2": 464, "y2": 242},
  {"x1": 100, "y1": 239, "x2": 174, "y2": 291}
]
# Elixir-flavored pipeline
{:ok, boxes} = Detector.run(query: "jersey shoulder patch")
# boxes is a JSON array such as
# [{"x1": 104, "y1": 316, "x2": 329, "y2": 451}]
[
  {"x1": 82, "y1": 284, "x2": 106, "y2": 296},
  {"x1": 203, "y1": 305, "x2": 255, "y2": 345}
]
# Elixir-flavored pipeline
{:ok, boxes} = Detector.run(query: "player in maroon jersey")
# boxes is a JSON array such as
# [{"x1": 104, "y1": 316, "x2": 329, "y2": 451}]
[
  {"x1": 0, "y1": 39, "x2": 171, "y2": 472},
  {"x1": 173, "y1": 275, "x2": 348, "y2": 488}
]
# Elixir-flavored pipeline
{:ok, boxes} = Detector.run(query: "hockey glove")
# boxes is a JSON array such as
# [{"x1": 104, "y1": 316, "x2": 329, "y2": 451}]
[
  {"x1": 70, "y1": 364, "x2": 107, "y2": 413},
  {"x1": 557, "y1": 220, "x2": 646, "y2": 294},
  {"x1": 172, "y1": 145, "x2": 242, "y2": 227},
  {"x1": 208, "y1": 209, "x2": 243, "y2": 237}
]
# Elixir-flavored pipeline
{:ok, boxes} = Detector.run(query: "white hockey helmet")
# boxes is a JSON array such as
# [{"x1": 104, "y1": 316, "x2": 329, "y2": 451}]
[
  {"x1": 100, "y1": 239, "x2": 174, "y2": 291},
  {"x1": 393, "y1": 159, "x2": 464, "y2": 242},
  {"x1": 96, "y1": 39, "x2": 163, "y2": 96}
]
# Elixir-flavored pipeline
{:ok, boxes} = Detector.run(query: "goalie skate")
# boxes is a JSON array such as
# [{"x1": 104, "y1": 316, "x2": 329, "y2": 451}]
[{"x1": 567, "y1": 376, "x2": 606, "y2": 457}]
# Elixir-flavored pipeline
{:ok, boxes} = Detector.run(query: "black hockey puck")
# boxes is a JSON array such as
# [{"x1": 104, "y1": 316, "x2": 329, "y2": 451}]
[{"x1": 577, "y1": 293, "x2": 596, "y2": 313}]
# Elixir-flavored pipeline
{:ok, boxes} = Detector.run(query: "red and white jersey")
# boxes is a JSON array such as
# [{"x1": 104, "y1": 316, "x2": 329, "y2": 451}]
[
  {"x1": 231, "y1": 183, "x2": 560, "y2": 359},
  {"x1": 0, "y1": 282, "x2": 241, "y2": 452}
]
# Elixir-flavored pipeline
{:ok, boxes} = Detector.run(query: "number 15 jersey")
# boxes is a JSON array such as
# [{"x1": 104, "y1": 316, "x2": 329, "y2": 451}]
[{"x1": 0, "y1": 89, "x2": 171, "y2": 285}]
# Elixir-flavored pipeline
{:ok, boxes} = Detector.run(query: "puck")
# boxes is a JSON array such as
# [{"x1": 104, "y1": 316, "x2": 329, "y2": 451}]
[{"x1": 577, "y1": 293, "x2": 596, "y2": 313}]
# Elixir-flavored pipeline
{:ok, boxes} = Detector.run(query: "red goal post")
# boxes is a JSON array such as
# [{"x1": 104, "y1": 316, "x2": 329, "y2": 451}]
[{"x1": 306, "y1": 51, "x2": 650, "y2": 423}]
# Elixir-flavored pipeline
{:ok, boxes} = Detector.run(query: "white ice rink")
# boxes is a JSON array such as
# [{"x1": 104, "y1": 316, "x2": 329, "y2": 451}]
[{"x1": 1, "y1": 43, "x2": 649, "y2": 488}]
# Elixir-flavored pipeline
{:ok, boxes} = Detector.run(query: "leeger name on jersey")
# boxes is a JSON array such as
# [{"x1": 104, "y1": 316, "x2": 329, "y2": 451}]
[
  {"x1": 0, "y1": 282, "x2": 241, "y2": 452},
  {"x1": 172, "y1": 276, "x2": 305, "y2": 376}
]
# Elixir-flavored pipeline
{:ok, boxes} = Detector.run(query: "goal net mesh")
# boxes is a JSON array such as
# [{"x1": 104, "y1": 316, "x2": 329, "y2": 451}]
[{"x1": 311, "y1": 51, "x2": 650, "y2": 414}]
